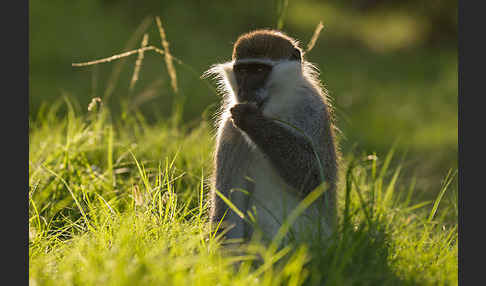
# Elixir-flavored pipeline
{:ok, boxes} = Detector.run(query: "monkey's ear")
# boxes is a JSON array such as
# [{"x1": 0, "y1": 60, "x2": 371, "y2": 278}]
[{"x1": 291, "y1": 48, "x2": 302, "y2": 62}]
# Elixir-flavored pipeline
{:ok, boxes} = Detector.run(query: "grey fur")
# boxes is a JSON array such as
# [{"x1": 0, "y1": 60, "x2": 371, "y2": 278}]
[{"x1": 209, "y1": 119, "x2": 255, "y2": 239}]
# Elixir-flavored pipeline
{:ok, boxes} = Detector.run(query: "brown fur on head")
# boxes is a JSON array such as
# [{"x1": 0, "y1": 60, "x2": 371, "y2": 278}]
[{"x1": 232, "y1": 29, "x2": 303, "y2": 62}]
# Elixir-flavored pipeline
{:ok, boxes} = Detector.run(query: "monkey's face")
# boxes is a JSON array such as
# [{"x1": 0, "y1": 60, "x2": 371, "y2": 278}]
[{"x1": 233, "y1": 61, "x2": 273, "y2": 108}]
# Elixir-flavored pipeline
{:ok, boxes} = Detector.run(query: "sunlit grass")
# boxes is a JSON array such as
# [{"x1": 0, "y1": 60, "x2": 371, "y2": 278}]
[
  {"x1": 30, "y1": 5, "x2": 457, "y2": 284},
  {"x1": 29, "y1": 98, "x2": 457, "y2": 285}
]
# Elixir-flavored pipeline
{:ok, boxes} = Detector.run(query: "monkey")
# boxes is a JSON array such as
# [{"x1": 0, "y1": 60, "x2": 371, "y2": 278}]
[{"x1": 203, "y1": 29, "x2": 339, "y2": 244}]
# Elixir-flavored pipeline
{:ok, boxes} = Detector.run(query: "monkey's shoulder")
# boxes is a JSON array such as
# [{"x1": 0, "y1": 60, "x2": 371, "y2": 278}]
[{"x1": 287, "y1": 93, "x2": 326, "y2": 125}]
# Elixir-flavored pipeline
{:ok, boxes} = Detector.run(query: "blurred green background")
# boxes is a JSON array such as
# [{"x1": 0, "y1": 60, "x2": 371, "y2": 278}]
[{"x1": 29, "y1": 0, "x2": 457, "y2": 201}]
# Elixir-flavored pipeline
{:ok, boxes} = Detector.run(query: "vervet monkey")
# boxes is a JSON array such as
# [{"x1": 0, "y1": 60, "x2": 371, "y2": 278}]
[{"x1": 204, "y1": 29, "x2": 339, "y2": 243}]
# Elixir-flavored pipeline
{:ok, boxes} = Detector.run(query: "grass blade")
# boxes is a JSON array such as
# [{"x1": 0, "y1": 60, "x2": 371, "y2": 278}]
[
  {"x1": 428, "y1": 169, "x2": 456, "y2": 223},
  {"x1": 214, "y1": 189, "x2": 245, "y2": 219}
]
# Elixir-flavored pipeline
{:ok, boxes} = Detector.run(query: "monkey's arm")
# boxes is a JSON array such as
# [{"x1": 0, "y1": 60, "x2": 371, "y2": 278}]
[
  {"x1": 231, "y1": 104, "x2": 322, "y2": 196},
  {"x1": 210, "y1": 119, "x2": 254, "y2": 239}
]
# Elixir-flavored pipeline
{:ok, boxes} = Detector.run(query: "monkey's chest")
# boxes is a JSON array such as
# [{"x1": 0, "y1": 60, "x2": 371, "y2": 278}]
[{"x1": 247, "y1": 154, "x2": 326, "y2": 242}]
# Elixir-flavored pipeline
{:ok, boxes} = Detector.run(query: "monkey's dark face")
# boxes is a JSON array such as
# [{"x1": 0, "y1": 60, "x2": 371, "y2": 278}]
[{"x1": 233, "y1": 62, "x2": 272, "y2": 107}]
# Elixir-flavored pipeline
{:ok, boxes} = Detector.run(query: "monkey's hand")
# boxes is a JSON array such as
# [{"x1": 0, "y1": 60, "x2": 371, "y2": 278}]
[{"x1": 230, "y1": 102, "x2": 262, "y2": 131}]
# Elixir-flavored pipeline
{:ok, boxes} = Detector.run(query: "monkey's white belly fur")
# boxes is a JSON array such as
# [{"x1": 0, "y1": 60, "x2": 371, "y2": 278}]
[{"x1": 247, "y1": 152, "x2": 331, "y2": 242}]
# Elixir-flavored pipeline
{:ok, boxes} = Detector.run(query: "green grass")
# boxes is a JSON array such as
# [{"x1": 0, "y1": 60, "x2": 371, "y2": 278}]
[
  {"x1": 29, "y1": 2, "x2": 457, "y2": 283},
  {"x1": 29, "y1": 98, "x2": 457, "y2": 285}
]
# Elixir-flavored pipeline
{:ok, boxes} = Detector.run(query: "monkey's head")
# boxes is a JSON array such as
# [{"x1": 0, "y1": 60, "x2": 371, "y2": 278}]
[
  {"x1": 232, "y1": 29, "x2": 302, "y2": 62},
  {"x1": 230, "y1": 30, "x2": 303, "y2": 107},
  {"x1": 203, "y1": 29, "x2": 306, "y2": 111}
]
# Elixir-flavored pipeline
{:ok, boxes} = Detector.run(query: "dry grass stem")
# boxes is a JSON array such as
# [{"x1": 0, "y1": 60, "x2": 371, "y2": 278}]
[
  {"x1": 276, "y1": 0, "x2": 289, "y2": 30},
  {"x1": 129, "y1": 33, "x2": 149, "y2": 91},
  {"x1": 87, "y1": 97, "x2": 102, "y2": 111},
  {"x1": 306, "y1": 21, "x2": 324, "y2": 53},
  {"x1": 103, "y1": 16, "x2": 153, "y2": 102},
  {"x1": 155, "y1": 16, "x2": 178, "y2": 94},
  {"x1": 72, "y1": 46, "x2": 165, "y2": 67}
]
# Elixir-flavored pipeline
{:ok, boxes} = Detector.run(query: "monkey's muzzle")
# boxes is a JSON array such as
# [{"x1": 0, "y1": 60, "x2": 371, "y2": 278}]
[{"x1": 237, "y1": 87, "x2": 268, "y2": 109}]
